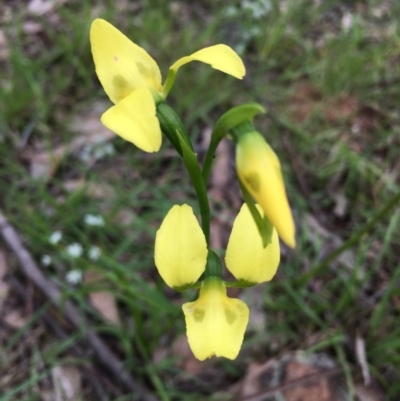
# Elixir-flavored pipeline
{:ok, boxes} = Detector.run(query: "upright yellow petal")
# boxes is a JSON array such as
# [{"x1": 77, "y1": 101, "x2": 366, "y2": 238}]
[
  {"x1": 236, "y1": 132, "x2": 296, "y2": 248},
  {"x1": 225, "y1": 204, "x2": 280, "y2": 283},
  {"x1": 154, "y1": 204, "x2": 207, "y2": 289},
  {"x1": 169, "y1": 45, "x2": 245, "y2": 80},
  {"x1": 182, "y1": 277, "x2": 249, "y2": 361},
  {"x1": 90, "y1": 19, "x2": 162, "y2": 104},
  {"x1": 101, "y1": 88, "x2": 161, "y2": 152}
]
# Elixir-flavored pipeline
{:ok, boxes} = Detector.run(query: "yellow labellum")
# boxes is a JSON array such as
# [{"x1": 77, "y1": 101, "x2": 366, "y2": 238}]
[
  {"x1": 182, "y1": 277, "x2": 249, "y2": 361},
  {"x1": 225, "y1": 204, "x2": 280, "y2": 283},
  {"x1": 154, "y1": 204, "x2": 207, "y2": 289}
]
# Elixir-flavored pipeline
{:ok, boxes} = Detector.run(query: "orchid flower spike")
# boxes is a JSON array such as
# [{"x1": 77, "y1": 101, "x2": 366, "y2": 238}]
[{"x1": 90, "y1": 19, "x2": 245, "y2": 153}]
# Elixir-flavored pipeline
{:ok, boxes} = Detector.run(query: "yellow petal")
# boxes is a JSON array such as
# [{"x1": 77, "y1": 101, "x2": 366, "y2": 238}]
[
  {"x1": 236, "y1": 132, "x2": 296, "y2": 248},
  {"x1": 182, "y1": 277, "x2": 249, "y2": 361},
  {"x1": 154, "y1": 204, "x2": 207, "y2": 289},
  {"x1": 225, "y1": 204, "x2": 280, "y2": 283},
  {"x1": 90, "y1": 19, "x2": 162, "y2": 104},
  {"x1": 101, "y1": 88, "x2": 161, "y2": 152},
  {"x1": 169, "y1": 44, "x2": 245, "y2": 80}
]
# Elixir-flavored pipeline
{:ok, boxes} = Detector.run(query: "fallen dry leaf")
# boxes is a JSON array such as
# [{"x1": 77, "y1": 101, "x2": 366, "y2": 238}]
[
  {"x1": 27, "y1": 0, "x2": 68, "y2": 15},
  {"x1": 171, "y1": 334, "x2": 205, "y2": 375},
  {"x1": 23, "y1": 21, "x2": 44, "y2": 35},
  {"x1": 28, "y1": 0, "x2": 54, "y2": 15},
  {"x1": 0, "y1": 29, "x2": 9, "y2": 61},
  {"x1": 4, "y1": 309, "x2": 28, "y2": 328},
  {"x1": 239, "y1": 351, "x2": 342, "y2": 401},
  {"x1": 52, "y1": 365, "x2": 82, "y2": 401},
  {"x1": 354, "y1": 384, "x2": 384, "y2": 401},
  {"x1": 84, "y1": 270, "x2": 120, "y2": 326},
  {"x1": 283, "y1": 361, "x2": 334, "y2": 401},
  {"x1": 240, "y1": 360, "x2": 276, "y2": 398}
]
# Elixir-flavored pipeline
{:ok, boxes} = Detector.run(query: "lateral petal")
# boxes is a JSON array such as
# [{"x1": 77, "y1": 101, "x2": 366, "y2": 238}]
[
  {"x1": 225, "y1": 204, "x2": 280, "y2": 283},
  {"x1": 101, "y1": 88, "x2": 161, "y2": 153},
  {"x1": 154, "y1": 204, "x2": 207, "y2": 289},
  {"x1": 169, "y1": 44, "x2": 245, "y2": 80},
  {"x1": 90, "y1": 19, "x2": 162, "y2": 104}
]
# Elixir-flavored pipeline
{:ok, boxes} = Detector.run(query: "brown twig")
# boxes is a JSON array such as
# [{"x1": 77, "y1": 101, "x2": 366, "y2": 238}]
[{"x1": 0, "y1": 211, "x2": 158, "y2": 401}]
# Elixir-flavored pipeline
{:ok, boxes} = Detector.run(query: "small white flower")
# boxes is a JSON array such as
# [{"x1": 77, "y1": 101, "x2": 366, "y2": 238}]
[
  {"x1": 88, "y1": 246, "x2": 102, "y2": 261},
  {"x1": 66, "y1": 243, "x2": 83, "y2": 258},
  {"x1": 241, "y1": 0, "x2": 271, "y2": 19},
  {"x1": 49, "y1": 231, "x2": 62, "y2": 245},
  {"x1": 84, "y1": 214, "x2": 105, "y2": 227},
  {"x1": 342, "y1": 13, "x2": 353, "y2": 31},
  {"x1": 41, "y1": 255, "x2": 52, "y2": 266},
  {"x1": 224, "y1": 5, "x2": 237, "y2": 17},
  {"x1": 66, "y1": 269, "x2": 83, "y2": 285},
  {"x1": 93, "y1": 143, "x2": 115, "y2": 159}
]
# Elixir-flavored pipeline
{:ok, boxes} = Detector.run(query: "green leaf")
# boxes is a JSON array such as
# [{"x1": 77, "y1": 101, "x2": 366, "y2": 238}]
[{"x1": 202, "y1": 103, "x2": 265, "y2": 182}]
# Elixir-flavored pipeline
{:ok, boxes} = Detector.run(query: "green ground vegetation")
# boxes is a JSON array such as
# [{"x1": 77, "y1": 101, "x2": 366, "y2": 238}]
[{"x1": 1, "y1": 0, "x2": 400, "y2": 400}]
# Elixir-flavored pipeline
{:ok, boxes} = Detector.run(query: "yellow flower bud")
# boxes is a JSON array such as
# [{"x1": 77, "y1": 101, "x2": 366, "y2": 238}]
[{"x1": 236, "y1": 131, "x2": 296, "y2": 248}]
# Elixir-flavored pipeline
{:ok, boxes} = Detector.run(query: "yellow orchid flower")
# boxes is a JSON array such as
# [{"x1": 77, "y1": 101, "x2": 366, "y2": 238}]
[
  {"x1": 154, "y1": 204, "x2": 208, "y2": 289},
  {"x1": 182, "y1": 277, "x2": 249, "y2": 361},
  {"x1": 236, "y1": 131, "x2": 296, "y2": 248},
  {"x1": 225, "y1": 203, "x2": 280, "y2": 283},
  {"x1": 90, "y1": 19, "x2": 245, "y2": 153}
]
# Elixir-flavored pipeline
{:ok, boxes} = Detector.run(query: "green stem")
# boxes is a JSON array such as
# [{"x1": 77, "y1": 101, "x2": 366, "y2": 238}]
[
  {"x1": 202, "y1": 135, "x2": 221, "y2": 183},
  {"x1": 230, "y1": 120, "x2": 255, "y2": 140},
  {"x1": 162, "y1": 69, "x2": 176, "y2": 99},
  {"x1": 175, "y1": 131, "x2": 210, "y2": 245},
  {"x1": 296, "y1": 190, "x2": 400, "y2": 285},
  {"x1": 156, "y1": 103, "x2": 210, "y2": 243},
  {"x1": 204, "y1": 250, "x2": 223, "y2": 278},
  {"x1": 156, "y1": 102, "x2": 194, "y2": 156}
]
